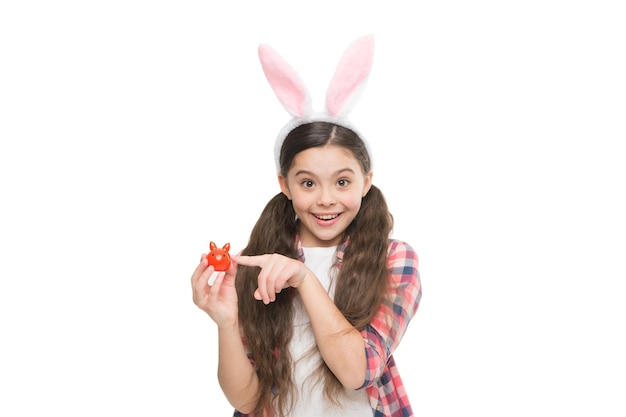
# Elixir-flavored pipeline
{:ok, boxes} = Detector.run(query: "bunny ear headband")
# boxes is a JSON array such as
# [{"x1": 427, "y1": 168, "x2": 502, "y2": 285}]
[{"x1": 258, "y1": 35, "x2": 375, "y2": 173}]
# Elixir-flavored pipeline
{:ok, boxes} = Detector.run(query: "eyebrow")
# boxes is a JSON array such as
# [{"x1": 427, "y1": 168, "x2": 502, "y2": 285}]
[{"x1": 293, "y1": 168, "x2": 356, "y2": 177}]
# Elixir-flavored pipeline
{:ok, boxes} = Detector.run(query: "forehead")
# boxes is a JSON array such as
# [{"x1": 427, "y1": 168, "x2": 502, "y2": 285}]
[{"x1": 288, "y1": 145, "x2": 366, "y2": 177}]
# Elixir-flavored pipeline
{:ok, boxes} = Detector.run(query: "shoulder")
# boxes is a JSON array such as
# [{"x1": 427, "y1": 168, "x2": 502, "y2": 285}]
[
  {"x1": 386, "y1": 239, "x2": 420, "y2": 287},
  {"x1": 385, "y1": 240, "x2": 422, "y2": 317},
  {"x1": 387, "y1": 239, "x2": 419, "y2": 265}
]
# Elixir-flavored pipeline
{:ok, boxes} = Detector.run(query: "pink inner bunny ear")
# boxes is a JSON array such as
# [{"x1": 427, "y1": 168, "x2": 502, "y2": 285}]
[
  {"x1": 258, "y1": 44, "x2": 311, "y2": 118},
  {"x1": 325, "y1": 35, "x2": 375, "y2": 118}
]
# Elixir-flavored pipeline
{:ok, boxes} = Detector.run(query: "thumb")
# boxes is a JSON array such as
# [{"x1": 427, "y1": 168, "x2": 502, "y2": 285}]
[{"x1": 223, "y1": 257, "x2": 238, "y2": 280}]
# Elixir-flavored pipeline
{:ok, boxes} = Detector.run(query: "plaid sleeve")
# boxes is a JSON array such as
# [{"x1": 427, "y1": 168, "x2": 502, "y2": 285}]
[{"x1": 359, "y1": 240, "x2": 421, "y2": 388}]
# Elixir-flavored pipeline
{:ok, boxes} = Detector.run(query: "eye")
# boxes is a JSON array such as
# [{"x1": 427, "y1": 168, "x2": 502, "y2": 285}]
[
  {"x1": 301, "y1": 180, "x2": 315, "y2": 188},
  {"x1": 337, "y1": 178, "x2": 350, "y2": 187}
]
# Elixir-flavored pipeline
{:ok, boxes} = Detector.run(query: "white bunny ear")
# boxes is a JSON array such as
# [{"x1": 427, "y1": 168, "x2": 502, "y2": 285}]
[
  {"x1": 325, "y1": 35, "x2": 375, "y2": 118},
  {"x1": 258, "y1": 44, "x2": 312, "y2": 118}
]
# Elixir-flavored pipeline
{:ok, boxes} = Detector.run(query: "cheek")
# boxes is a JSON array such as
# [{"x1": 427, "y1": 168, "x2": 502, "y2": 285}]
[
  {"x1": 340, "y1": 191, "x2": 365, "y2": 212},
  {"x1": 349, "y1": 196, "x2": 365, "y2": 211},
  {"x1": 290, "y1": 192, "x2": 312, "y2": 212}
]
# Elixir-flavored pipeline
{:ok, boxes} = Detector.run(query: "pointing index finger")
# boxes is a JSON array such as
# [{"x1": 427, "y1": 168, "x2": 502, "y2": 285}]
[{"x1": 231, "y1": 254, "x2": 266, "y2": 267}]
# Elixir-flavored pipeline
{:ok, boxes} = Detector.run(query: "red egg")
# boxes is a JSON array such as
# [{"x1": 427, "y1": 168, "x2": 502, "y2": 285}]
[{"x1": 206, "y1": 242, "x2": 231, "y2": 271}]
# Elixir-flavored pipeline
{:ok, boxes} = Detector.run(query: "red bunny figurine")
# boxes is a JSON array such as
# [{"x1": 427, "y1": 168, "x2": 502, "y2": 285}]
[{"x1": 207, "y1": 242, "x2": 231, "y2": 271}]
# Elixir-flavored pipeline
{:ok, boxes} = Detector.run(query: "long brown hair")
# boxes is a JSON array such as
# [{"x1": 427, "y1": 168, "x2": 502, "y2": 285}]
[{"x1": 236, "y1": 122, "x2": 393, "y2": 415}]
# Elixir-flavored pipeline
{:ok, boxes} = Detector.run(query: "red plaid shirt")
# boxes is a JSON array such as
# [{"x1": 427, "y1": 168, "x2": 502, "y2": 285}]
[{"x1": 234, "y1": 238, "x2": 421, "y2": 417}]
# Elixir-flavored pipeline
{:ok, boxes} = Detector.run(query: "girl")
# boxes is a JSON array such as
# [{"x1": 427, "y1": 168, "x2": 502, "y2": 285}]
[{"x1": 191, "y1": 36, "x2": 421, "y2": 417}]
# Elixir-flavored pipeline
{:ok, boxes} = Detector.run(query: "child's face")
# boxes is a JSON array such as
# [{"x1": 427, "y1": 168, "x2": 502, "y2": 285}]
[{"x1": 279, "y1": 144, "x2": 373, "y2": 247}]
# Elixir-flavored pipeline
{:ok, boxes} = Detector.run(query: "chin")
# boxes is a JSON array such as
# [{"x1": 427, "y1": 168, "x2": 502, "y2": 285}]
[{"x1": 313, "y1": 233, "x2": 343, "y2": 247}]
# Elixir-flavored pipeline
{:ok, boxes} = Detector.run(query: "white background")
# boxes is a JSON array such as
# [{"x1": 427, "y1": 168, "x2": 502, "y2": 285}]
[{"x1": 1, "y1": 1, "x2": 625, "y2": 416}]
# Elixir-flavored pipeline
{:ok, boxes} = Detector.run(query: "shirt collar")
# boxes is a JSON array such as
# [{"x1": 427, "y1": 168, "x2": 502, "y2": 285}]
[{"x1": 295, "y1": 235, "x2": 348, "y2": 267}]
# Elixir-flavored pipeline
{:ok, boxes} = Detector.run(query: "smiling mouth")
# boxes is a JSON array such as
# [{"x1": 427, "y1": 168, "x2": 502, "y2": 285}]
[{"x1": 314, "y1": 213, "x2": 339, "y2": 220}]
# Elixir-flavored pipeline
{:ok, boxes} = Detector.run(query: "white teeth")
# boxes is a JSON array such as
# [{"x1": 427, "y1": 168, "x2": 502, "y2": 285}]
[{"x1": 316, "y1": 214, "x2": 338, "y2": 220}]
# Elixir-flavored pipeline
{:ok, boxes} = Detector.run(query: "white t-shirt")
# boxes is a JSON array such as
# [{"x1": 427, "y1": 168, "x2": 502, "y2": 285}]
[{"x1": 287, "y1": 246, "x2": 370, "y2": 417}]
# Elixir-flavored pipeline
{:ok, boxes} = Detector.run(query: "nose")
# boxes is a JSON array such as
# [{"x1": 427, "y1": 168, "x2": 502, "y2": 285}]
[{"x1": 317, "y1": 186, "x2": 336, "y2": 206}]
